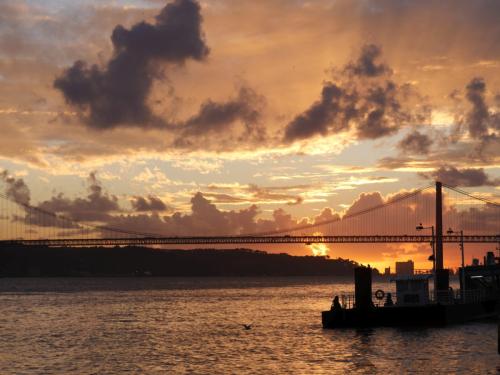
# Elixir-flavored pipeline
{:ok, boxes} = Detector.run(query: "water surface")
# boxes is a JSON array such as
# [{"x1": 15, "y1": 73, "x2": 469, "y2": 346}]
[{"x1": 0, "y1": 277, "x2": 498, "y2": 374}]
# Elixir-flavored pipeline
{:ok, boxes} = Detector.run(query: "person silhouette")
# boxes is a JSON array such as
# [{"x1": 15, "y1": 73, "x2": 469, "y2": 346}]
[
  {"x1": 331, "y1": 295, "x2": 342, "y2": 311},
  {"x1": 384, "y1": 292, "x2": 394, "y2": 307}
]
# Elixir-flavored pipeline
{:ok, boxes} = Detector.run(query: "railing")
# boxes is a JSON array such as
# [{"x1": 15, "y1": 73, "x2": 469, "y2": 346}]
[
  {"x1": 432, "y1": 288, "x2": 500, "y2": 304},
  {"x1": 1, "y1": 234, "x2": 499, "y2": 247},
  {"x1": 335, "y1": 288, "x2": 499, "y2": 309},
  {"x1": 338, "y1": 292, "x2": 396, "y2": 309}
]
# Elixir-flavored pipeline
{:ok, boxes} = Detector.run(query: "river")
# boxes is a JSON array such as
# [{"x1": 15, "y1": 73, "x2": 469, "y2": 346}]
[{"x1": 0, "y1": 277, "x2": 497, "y2": 374}]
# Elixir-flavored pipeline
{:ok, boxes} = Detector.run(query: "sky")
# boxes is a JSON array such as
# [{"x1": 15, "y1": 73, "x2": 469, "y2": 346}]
[{"x1": 0, "y1": 0, "x2": 499, "y2": 270}]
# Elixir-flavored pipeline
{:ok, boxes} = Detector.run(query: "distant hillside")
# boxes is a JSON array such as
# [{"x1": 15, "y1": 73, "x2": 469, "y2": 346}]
[{"x1": 0, "y1": 246, "x2": 377, "y2": 277}]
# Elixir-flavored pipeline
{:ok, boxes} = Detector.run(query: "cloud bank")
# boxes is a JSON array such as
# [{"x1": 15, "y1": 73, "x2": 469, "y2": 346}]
[
  {"x1": 54, "y1": 0, "x2": 209, "y2": 129},
  {"x1": 284, "y1": 44, "x2": 428, "y2": 143},
  {"x1": 420, "y1": 165, "x2": 500, "y2": 187}
]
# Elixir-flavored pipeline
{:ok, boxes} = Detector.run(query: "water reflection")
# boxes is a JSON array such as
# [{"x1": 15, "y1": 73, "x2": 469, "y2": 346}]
[
  {"x1": 346, "y1": 328, "x2": 376, "y2": 373},
  {"x1": 0, "y1": 277, "x2": 498, "y2": 374}
]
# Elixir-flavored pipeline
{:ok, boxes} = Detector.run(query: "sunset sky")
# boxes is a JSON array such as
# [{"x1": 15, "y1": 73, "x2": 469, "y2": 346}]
[{"x1": 1, "y1": 0, "x2": 499, "y2": 269}]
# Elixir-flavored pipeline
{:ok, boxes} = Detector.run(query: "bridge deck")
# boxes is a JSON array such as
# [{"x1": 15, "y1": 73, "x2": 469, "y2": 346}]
[{"x1": 1, "y1": 234, "x2": 498, "y2": 247}]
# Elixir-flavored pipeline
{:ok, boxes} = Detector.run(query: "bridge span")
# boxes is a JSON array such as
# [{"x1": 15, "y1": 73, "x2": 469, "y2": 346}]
[{"x1": 2, "y1": 234, "x2": 499, "y2": 247}]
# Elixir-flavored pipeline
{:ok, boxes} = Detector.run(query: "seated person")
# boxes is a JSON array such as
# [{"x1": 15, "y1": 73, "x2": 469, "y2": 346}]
[
  {"x1": 384, "y1": 292, "x2": 394, "y2": 307},
  {"x1": 331, "y1": 295, "x2": 342, "y2": 311}
]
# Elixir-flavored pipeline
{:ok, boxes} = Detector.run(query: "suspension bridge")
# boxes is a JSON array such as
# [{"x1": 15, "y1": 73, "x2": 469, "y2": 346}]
[{"x1": 0, "y1": 182, "x2": 499, "y2": 255}]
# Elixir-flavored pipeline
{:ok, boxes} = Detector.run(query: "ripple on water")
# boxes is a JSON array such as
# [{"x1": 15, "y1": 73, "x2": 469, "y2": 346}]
[{"x1": 0, "y1": 277, "x2": 498, "y2": 374}]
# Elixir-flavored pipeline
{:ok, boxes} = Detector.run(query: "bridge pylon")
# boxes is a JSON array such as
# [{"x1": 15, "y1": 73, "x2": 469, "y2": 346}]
[{"x1": 435, "y1": 181, "x2": 443, "y2": 270}]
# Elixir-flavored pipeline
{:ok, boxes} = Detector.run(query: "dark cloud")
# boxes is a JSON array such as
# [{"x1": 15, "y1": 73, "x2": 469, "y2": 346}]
[
  {"x1": 345, "y1": 44, "x2": 392, "y2": 78},
  {"x1": 284, "y1": 44, "x2": 426, "y2": 143},
  {"x1": 0, "y1": 170, "x2": 30, "y2": 205},
  {"x1": 419, "y1": 165, "x2": 500, "y2": 187},
  {"x1": 356, "y1": 81, "x2": 412, "y2": 139},
  {"x1": 453, "y1": 77, "x2": 500, "y2": 151},
  {"x1": 284, "y1": 83, "x2": 345, "y2": 141},
  {"x1": 397, "y1": 130, "x2": 433, "y2": 155},
  {"x1": 52, "y1": 0, "x2": 266, "y2": 152},
  {"x1": 376, "y1": 76, "x2": 500, "y2": 170},
  {"x1": 473, "y1": 134, "x2": 500, "y2": 161},
  {"x1": 183, "y1": 88, "x2": 261, "y2": 134},
  {"x1": 465, "y1": 77, "x2": 490, "y2": 139},
  {"x1": 54, "y1": 0, "x2": 209, "y2": 129},
  {"x1": 449, "y1": 77, "x2": 500, "y2": 162},
  {"x1": 131, "y1": 195, "x2": 169, "y2": 212},
  {"x1": 173, "y1": 87, "x2": 266, "y2": 149}
]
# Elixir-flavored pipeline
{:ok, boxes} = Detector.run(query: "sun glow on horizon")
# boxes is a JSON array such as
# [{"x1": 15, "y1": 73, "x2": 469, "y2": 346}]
[{"x1": 309, "y1": 243, "x2": 330, "y2": 257}]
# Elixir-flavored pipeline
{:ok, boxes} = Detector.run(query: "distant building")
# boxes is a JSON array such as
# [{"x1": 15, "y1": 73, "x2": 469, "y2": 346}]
[
  {"x1": 485, "y1": 251, "x2": 495, "y2": 266},
  {"x1": 384, "y1": 267, "x2": 391, "y2": 276},
  {"x1": 395, "y1": 260, "x2": 414, "y2": 276}
]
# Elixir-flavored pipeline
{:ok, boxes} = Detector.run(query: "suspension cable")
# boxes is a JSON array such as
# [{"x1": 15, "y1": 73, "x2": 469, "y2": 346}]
[
  {"x1": 443, "y1": 184, "x2": 500, "y2": 207},
  {"x1": 243, "y1": 183, "x2": 435, "y2": 236},
  {"x1": 0, "y1": 192, "x2": 155, "y2": 238},
  {"x1": 1, "y1": 181, "x2": 497, "y2": 240}
]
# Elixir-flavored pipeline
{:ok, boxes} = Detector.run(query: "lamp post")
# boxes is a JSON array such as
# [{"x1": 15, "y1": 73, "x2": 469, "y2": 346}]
[
  {"x1": 447, "y1": 227, "x2": 465, "y2": 302},
  {"x1": 416, "y1": 223, "x2": 435, "y2": 273}
]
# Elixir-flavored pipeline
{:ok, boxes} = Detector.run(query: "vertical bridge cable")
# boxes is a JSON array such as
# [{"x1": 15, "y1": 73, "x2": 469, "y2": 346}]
[
  {"x1": 442, "y1": 184, "x2": 500, "y2": 235},
  {"x1": 0, "y1": 192, "x2": 156, "y2": 243},
  {"x1": 242, "y1": 183, "x2": 435, "y2": 237},
  {"x1": 0, "y1": 182, "x2": 498, "y2": 245}
]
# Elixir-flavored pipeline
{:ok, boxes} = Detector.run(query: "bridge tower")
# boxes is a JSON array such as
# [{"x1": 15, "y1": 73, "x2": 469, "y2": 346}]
[
  {"x1": 435, "y1": 181, "x2": 443, "y2": 270},
  {"x1": 434, "y1": 180, "x2": 450, "y2": 295}
]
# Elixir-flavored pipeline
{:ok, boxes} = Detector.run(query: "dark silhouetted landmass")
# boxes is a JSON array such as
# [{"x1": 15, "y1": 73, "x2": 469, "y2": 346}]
[{"x1": 0, "y1": 245, "x2": 377, "y2": 277}]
